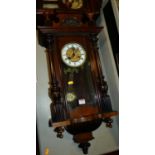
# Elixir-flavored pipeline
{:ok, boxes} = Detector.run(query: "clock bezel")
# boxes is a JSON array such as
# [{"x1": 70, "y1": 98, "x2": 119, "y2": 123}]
[{"x1": 61, "y1": 42, "x2": 87, "y2": 68}]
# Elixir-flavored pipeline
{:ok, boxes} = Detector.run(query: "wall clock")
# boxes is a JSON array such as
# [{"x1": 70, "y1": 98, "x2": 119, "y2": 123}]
[{"x1": 36, "y1": 0, "x2": 118, "y2": 154}]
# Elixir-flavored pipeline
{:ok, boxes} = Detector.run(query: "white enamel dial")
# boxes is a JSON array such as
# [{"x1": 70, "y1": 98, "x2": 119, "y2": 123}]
[{"x1": 61, "y1": 43, "x2": 86, "y2": 67}]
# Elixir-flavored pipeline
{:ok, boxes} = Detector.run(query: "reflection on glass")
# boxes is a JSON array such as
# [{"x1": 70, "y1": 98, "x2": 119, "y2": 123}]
[{"x1": 62, "y1": 59, "x2": 96, "y2": 111}]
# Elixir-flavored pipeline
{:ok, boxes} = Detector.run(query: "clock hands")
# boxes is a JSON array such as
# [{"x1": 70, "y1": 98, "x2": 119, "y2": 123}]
[{"x1": 67, "y1": 47, "x2": 81, "y2": 62}]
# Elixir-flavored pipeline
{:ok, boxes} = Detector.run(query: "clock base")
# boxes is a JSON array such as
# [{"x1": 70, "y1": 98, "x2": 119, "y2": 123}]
[{"x1": 73, "y1": 132, "x2": 93, "y2": 154}]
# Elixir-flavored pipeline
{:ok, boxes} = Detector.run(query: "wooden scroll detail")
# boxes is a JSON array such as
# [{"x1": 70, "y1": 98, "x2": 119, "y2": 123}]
[
  {"x1": 99, "y1": 76, "x2": 113, "y2": 113},
  {"x1": 54, "y1": 127, "x2": 64, "y2": 138}
]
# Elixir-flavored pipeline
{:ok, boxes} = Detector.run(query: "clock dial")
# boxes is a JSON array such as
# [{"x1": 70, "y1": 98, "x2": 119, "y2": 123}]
[{"x1": 61, "y1": 43, "x2": 86, "y2": 67}]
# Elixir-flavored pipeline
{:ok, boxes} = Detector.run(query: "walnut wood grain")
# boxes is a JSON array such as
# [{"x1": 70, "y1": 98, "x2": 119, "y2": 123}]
[{"x1": 52, "y1": 111, "x2": 118, "y2": 128}]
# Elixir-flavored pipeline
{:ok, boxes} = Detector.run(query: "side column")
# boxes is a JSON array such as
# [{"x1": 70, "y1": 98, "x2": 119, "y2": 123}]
[{"x1": 46, "y1": 35, "x2": 67, "y2": 124}]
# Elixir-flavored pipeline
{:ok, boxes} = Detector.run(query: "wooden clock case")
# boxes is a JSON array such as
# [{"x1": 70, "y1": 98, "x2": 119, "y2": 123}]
[{"x1": 37, "y1": 0, "x2": 118, "y2": 154}]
